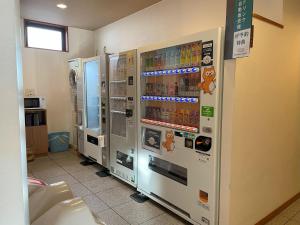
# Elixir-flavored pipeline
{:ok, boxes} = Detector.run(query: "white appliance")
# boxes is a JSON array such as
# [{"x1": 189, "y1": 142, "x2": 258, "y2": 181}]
[
  {"x1": 83, "y1": 56, "x2": 109, "y2": 168},
  {"x1": 68, "y1": 58, "x2": 85, "y2": 154},
  {"x1": 24, "y1": 97, "x2": 46, "y2": 109},
  {"x1": 137, "y1": 28, "x2": 224, "y2": 225},
  {"x1": 109, "y1": 50, "x2": 138, "y2": 186}
]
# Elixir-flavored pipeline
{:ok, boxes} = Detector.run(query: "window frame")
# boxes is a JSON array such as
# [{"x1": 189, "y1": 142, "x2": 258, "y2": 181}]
[{"x1": 24, "y1": 19, "x2": 69, "y2": 52}]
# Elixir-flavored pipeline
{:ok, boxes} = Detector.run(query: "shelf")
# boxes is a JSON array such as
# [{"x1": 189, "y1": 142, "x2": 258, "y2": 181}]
[
  {"x1": 142, "y1": 67, "x2": 200, "y2": 77},
  {"x1": 141, "y1": 96, "x2": 198, "y2": 103},
  {"x1": 111, "y1": 110, "x2": 126, "y2": 115},
  {"x1": 110, "y1": 96, "x2": 127, "y2": 101},
  {"x1": 110, "y1": 80, "x2": 127, "y2": 84},
  {"x1": 141, "y1": 118, "x2": 198, "y2": 133}
]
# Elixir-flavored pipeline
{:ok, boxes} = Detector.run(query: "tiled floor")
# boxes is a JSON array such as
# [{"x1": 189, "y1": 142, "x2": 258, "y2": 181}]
[
  {"x1": 265, "y1": 200, "x2": 300, "y2": 225},
  {"x1": 28, "y1": 150, "x2": 189, "y2": 225}
]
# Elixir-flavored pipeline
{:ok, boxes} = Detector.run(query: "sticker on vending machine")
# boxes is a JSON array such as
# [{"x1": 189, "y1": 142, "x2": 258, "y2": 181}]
[
  {"x1": 198, "y1": 67, "x2": 216, "y2": 95},
  {"x1": 202, "y1": 41, "x2": 214, "y2": 66},
  {"x1": 162, "y1": 130, "x2": 175, "y2": 152},
  {"x1": 199, "y1": 190, "x2": 210, "y2": 211}
]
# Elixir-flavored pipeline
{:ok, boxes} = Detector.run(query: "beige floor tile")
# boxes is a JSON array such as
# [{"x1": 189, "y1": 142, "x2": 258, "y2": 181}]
[
  {"x1": 48, "y1": 150, "x2": 75, "y2": 159},
  {"x1": 265, "y1": 215, "x2": 290, "y2": 225},
  {"x1": 286, "y1": 219, "x2": 300, "y2": 225},
  {"x1": 96, "y1": 185, "x2": 135, "y2": 207},
  {"x1": 88, "y1": 165, "x2": 102, "y2": 173},
  {"x1": 28, "y1": 158, "x2": 56, "y2": 171},
  {"x1": 83, "y1": 177, "x2": 122, "y2": 194},
  {"x1": 288, "y1": 201, "x2": 300, "y2": 214},
  {"x1": 280, "y1": 206, "x2": 299, "y2": 219},
  {"x1": 292, "y1": 212, "x2": 300, "y2": 222},
  {"x1": 96, "y1": 209, "x2": 129, "y2": 225},
  {"x1": 32, "y1": 167, "x2": 68, "y2": 180},
  {"x1": 70, "y1": 170, "x2": 100, "y2": 183},
  {"x1": 140, "y1": 213, "x2": 188, "y2": 225},
  {"x1": 68, "y1": 182, "x2": 92, "y2": 197},
  {"x1": 44, "y1": 174, "x2": 79, "y2": 185},
  {"x1": 113, "y1": 200, "x2": 164, "y2": 225},
  {"x1": 62, "y1": 163, "x2": 91, "y2": 174},
  {"x1": 82, "y1": 194, "x2": 109, "y2": 214},
  {"x1": 53, "y1": 157, "x2": 81, "y2": 166}
]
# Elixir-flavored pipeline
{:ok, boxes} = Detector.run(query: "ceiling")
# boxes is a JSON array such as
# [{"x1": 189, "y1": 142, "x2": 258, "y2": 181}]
[{"x1": 20, "y1": 0, "x2": 162, "y2": 30}]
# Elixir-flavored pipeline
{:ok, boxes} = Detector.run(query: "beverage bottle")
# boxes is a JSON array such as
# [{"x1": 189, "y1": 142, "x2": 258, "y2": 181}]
[
  {"x1": 175, "y1": 47, "x2": 181, "y2": 68},
  {"x1": 179, "y1": 78, "x2": 185, "y2": 96},
  {"x1": 165, "y1": 48, "x2": 170, "y2": 69},
  {"x1": 183, "y1": 109, "x2": 190, "y2": 125},
  {"x1": 161, "y1": 107, "x2": 166, "y2": 122},
  {"x1": 179, "y1": 109, "x2": 184, "y2": 125},
  {"x1": 157, "y1": 50, "x2": 162, "y2": 70},
  {"x1": 143, "y1": 54, "x2": 147, "y2": 71},
  {"x1": 149, "y1": 52, "x2": 154, "y2": 71},
  {"x1": 191, "y1": 43, "x2": 197, "y2": 66},
  {"x1": 165, "y1": 106, "x2": 170, "y2": 123},
  {"x1": 169, "y1": 47, "x2": 176, "y2": 69},
  {"x1": 180, "y1": 45, "x2": 186, "y2": 67},
  {"x1": 196, "y1": 42, "x2": 202, "y2": 66},
  {"x1": 169, "y1": 82, "x2": 175, "y2": 96},
  {"x1": 161, "y1": 49, "x2": 166, "y2": 69},
  {"x1": 153, "y1": 51, "x2": 158, "y2": 70},
  {"x1": 185, "y1": 45, "x2": 192, "y2": 67},
  {"x1": 175, "y1": 82, "x2": 179, "y2": 96}
]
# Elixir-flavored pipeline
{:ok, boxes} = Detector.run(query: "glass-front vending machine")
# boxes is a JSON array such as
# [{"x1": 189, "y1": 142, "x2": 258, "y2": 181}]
[
  {"x1": 109, "y1": 50, "x2": 137, "y2": 186},
  {"x1": 83, "y1": 56, "x2": 109, "y2": 169},
  {"x1": 137, "y1": 28, "x2": 224, "y2": 225}
]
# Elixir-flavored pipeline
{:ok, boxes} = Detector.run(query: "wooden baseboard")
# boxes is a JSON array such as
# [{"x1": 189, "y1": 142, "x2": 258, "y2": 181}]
[
  {"x1": 255, "y1": 192, "x2": 300, "y2": 225},
  {"x1": 253, "y1": 13, "x2": 284, "y2": 29},
  {"x1": 34, "y1": 153, "x2": 48, "y2": 158}
]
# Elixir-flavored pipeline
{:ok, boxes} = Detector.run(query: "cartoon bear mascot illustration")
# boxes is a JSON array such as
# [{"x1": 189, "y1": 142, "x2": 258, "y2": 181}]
[
  {"x1": 162, "y1": 130, "x2": 175, "y2": 152},
  {"x1": 198, "y1": 67, "x2": 216, "y2": 95}
]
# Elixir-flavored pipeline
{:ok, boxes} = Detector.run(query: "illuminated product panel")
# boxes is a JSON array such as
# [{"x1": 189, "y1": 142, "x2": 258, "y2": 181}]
[{"x1": 140, "y1": 41, "x2": 202, "y2": 134}]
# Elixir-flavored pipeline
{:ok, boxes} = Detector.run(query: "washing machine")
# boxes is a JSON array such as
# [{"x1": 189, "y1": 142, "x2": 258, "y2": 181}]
[{"x1": 68, "y1": 58, "x2": 85, "y2": 155}]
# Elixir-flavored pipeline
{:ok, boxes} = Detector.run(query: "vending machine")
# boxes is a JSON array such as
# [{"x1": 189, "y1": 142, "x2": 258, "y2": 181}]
[
  {"x1": 83, "y1": 56, "x2": 109, "y2": 169},
  {"x1": 137, "y1": 28, "x2": 224, "y2": 225},
  {"x1": 109, "y1": 50, "x2": 137, "y2": 186}
]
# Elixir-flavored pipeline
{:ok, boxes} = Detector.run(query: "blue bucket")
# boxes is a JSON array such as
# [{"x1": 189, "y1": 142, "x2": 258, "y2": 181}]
[{"x1": 48, "y1": 132, "x2": 70, "y2": 152}]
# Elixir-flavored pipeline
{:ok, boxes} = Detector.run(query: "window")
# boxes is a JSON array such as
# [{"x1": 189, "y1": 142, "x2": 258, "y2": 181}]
[{"x1": 24, "y1": 20, "x2": 68, "y2": 52}]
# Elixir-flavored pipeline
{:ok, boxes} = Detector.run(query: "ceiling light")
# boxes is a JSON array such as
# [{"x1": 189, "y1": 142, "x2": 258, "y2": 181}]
[{"x1": 57, "y1": 3, "x2": 67, "y2": 9}]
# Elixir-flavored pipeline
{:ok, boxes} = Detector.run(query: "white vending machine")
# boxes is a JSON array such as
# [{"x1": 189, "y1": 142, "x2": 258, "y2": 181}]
[
  {"x1": 109, "y1": 50, "x2": 138, "y2": 186},
  {"x1": 137, "y1": 28, "x2": 224, "y2": 225},
  {"x1": 68, "y1": 58, "x2": 85, "y2": 155},
  {"x1": 83, "y1": 56, "x2": 109, "y2": 169}
]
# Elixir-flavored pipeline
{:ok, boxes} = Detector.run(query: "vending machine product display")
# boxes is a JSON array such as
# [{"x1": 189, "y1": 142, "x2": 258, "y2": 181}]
[
  {"x1": 137, "y1": 28, "x2": 224, "y2": 225},
  {"x1": 109, "y1": 50, "x2": 137, "y2": 186},
  {"x1": 83, "y1": 56, "x2": 109, "y2": 169}
]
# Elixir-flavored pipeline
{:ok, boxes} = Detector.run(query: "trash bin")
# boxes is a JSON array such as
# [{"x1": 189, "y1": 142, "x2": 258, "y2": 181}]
[{"x1": 48, "y1": 132, "x2": 70, "y2": 152}]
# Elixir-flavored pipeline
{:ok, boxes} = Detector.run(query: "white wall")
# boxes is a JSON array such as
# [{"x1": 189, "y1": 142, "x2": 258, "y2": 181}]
[
  {"x1": 254, "y1": 0, "x2": 284, "y2": 24},
  {"x1": 229, "y1": 0, "x2": 300, "y2": 224},
  {"x1": 94, "y1": 1, "x2": 233, "y2": 225},
  {"x1": 0, "y1": 0, "x2": 28, "y2": 225},
  {"x1": 94, "y1": 0, "x2": 227, "y2": 54},
  {"x1": 22, "y1": 27, "x2": 95, "y2": 140}
]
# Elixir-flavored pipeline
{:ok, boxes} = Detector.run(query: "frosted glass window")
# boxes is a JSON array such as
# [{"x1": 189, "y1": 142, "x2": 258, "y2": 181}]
[
  {"x1": 27, "y1": 27, "x2": 63, "y2": 51},
  {"x1": 24, "y1": 20, "x2": 68, "y2": 52}
]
